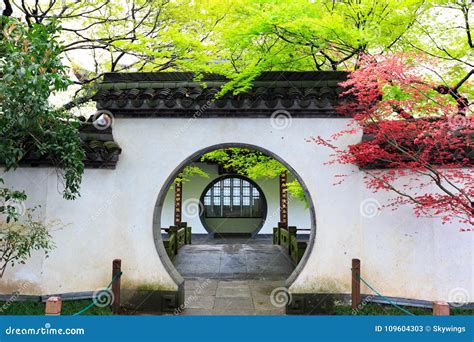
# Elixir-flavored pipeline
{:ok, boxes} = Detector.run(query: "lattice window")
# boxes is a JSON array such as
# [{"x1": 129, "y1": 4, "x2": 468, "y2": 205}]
[{"x1": 203, "y1": 177, "x2": 264, "y2": 218}]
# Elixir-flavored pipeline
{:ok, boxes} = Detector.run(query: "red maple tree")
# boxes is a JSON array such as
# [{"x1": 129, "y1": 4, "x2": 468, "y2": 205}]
[{"x1": 313, "y1": 54, "x2": 473, "y2": 228}]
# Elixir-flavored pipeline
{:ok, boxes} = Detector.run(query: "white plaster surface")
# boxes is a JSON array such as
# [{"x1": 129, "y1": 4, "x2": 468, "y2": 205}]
[{"x1": 1, "y1": 117, "x2": 472, "y2": 303}]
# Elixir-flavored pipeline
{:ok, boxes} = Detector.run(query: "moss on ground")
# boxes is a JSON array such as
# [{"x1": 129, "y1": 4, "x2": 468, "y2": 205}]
[
  {"x1": 1, "y1": 300, "x2": 472, "y2": 316},
  {"x1": 135, "y1": 284, "x2": 174, "y2": 291},
  {"x1": 335, "y1": 303, "x2": 474, "y2": 316}
]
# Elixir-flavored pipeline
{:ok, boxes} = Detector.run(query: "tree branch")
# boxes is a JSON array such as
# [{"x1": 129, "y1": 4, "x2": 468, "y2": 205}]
[{"x1": 2, "y1": 0, "x2": 12, "y2": 16}]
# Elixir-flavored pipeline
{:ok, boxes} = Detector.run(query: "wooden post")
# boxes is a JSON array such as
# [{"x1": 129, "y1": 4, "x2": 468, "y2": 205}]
[
  {"x1": 45, "y1": 296, "x2": 62, "y2": 316},
  {"x1": 174, "y1": 180, "x2": 182, "y2": 226},
  {"x1": 168, "y1": 226, "x2": 179, "y2": 255},
  {"x1": 351, "y1": 258, "x2": 361, "y2": 309},
  {"x1": 288, "y1": 226, "x2": 297, "y2": 253},
  {"x1": 112, "y1": 259, "x2": 121, "y2": 314},
  {"x1": 279, "y1": 171, "x2": 288, "y2": 228},
  {"x1": 433, "y1": 301, "x2": 450, "y2": 315}
]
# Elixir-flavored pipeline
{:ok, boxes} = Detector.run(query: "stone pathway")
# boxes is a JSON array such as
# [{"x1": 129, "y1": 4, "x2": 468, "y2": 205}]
[
  {"x1": 173, "y1": 237, "x2": 295, "y2": 315},
  {"x1": 181, "y1": 279, "x2": 286, "y2": 315},
  {"x1": 174, "y1": 243, "x2": 294, "y2": 279}
]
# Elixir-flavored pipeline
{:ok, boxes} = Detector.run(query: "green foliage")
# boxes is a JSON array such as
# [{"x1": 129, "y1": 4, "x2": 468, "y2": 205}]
[
  {"x1": 169, "y1": 0, "x2": 472, "y2": 98},
  {"x1": 175, "y1": 165, "x2": 210, "y2": 184},
  {"x1": 0, "y1": 211, "x2": 55, "y2": 278},
  {"x1": 404, "y1": 0, "x2": 473, "y2": 90},
  {"x1": 0, "y1": 18, "x2": 84, "y2": 199},
  {"x1": 0, "y1": 18, "x2": 82, "y2": 277},
  {"x1": 176, "y1": 0, "x2": 428, "y2": 90},
  {"x1": 334, "y1": 303, "x2": 474, "y2": 316},
  {"x1": 286, "y1": 180, "x2": 308, "y2": 207},
  {"x1": 0, "y1": 175, "x2": 57, "y2": 280},
  {"x1": 201, "y1": 148, "x2": 306, "y2": 203},
  {"x1": 5, "y1": 1, "x2": 471, "y2": 104},
  {"x1": 201, "y1": 148, "x2": 285, "y2": 178},
  {"x1": 0, "y1": 179, "x2": 27, "y2": 223}
]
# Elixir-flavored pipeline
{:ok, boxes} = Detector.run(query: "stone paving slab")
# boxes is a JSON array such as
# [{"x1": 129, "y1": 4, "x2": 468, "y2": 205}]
[
  {"x1": 253, "y1": 295, "x2": 279, "y2": 310},
  {"x1": 174, "y1": 242, "x2": 294, "y2": 280},
  {"x1": 184, "y1": 279, "x2": 219, "y2": 290},
  {"x1": 217, "y1": 280, "x2": 249, "y2": 288},
  {"x1": 174, "y1": 237, "x2": 293, "y2": 316},
  {"x1": 252, "y1": 309, "x2": 286, "y2": 316},
  {"x1": 214, "y1": 297, "x2": 254, "y2": 310},
  {"x1": 219, "y1": 267, "x2": 247, "y2": 275},
  {"x1": 250, "y1": 281, "x2": 285, "y2": 295},
  {"x1": 181, "y1": 309, "x2": 285, "y2": 316},
  {"x1": 185, "y1": 287, "x2": 217, "y2": 297},
  {"x1": 179, "y1": 279, "x2": 288, "y2": 315},
  {"x1": 216, "y1": 286, "x2": 251, "y2": 298},
  {"x1": 184, "y1": 295, "x2": 216, "y2": 309}
]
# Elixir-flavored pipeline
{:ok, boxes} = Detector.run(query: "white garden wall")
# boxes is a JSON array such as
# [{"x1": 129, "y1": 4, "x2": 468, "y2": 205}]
[{"x1": 1, "y1": 117, "x2": 472, "y2": 304}]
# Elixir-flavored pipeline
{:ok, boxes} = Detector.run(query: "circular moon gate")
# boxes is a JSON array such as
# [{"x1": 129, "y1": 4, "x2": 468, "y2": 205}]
[{"x1": 152, "y1": 143, "x2": 317, "y2": 291}]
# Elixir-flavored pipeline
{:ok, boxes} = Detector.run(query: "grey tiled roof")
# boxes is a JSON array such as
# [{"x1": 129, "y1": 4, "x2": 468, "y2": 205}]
[
  {"x1": 92, "y1": 71, "x2": 350, "y2": 117},
  {"x1": 18, "y1": 119, "x2": 121, "y2": 169}
]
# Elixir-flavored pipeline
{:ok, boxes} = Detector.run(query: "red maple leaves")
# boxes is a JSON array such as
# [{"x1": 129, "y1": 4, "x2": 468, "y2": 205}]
[{"x1": 314, "y1": 54, "x2": 473, "y2": 228}]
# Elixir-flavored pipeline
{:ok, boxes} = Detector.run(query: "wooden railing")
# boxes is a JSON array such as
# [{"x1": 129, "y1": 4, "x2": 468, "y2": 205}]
[
  {"x1": 273, "y1": 222, "x2": 308, "y2": 265},
  {"x1": 161, "y1": 222, "x2": 192, "y2": 260}
]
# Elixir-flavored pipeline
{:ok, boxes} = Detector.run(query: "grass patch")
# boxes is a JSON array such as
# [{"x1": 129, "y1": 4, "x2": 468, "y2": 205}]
[
  {"x1": 335, "y1": 303, "x2": 474, "y2": 316},
  {"x1": 0, "y1": 300, "x2": 112, "y2": 316},
  {"x1": 2, "y1": 300, "x2": 472, "y2": 316}
]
